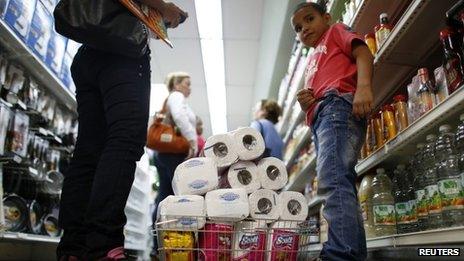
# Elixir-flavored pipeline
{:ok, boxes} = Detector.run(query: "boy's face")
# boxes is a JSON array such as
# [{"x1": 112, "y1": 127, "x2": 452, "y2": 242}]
[{"x1": 291, "y1": 6, "x2": 331, "y2": 47}]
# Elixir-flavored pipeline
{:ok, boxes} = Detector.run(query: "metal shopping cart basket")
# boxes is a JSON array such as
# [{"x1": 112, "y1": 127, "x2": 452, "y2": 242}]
[{"x1": 153, "y1": 216, "x2": 318, "y2": 261}]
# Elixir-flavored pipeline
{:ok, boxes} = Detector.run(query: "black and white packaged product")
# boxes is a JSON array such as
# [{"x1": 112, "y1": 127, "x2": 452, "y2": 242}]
[
  {"x1": 2, "y1": 64, "x2": 25, "y2": 104},
  {"x1": 7, "y1": 111, "x2": 30, "y2": 157},
  {"x1": 0, "y1": 53, "x2": 8, "y2": 87},
  {"x1": 0, "y1": 103, "x2": 12, "y2": 154}
]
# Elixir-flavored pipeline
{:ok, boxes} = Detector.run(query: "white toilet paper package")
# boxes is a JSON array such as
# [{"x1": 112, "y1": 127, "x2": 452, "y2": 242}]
[
  {"x1": 226, "y1": 161, "x2": 261, "y2": 194},
  {"x1": 232, "y1": 220, "x2": 267, "y2": 261},
  {"x1": 231, "y1": 127, "x2": 265, "y2": 161},
  {"x1": 172, "y1": 157, "x2": 218, "y2": 196},
  {"x1": 157, "y1": 195, "x2": 206, "y2": 229},
  {"x1": 278, "y1": 191, "x2": 308, "y2": 221},
  {"x1": 248, "y1": 189, "x2": 281, "y2": 223},
  {"x1": 257, "y1": 157, "x2": 288, "y2": 191},
  {"x1": 204, "y1": 133, "x2": 238, "y2": 168},
  {"x1": 205, "y1": 188, "x2": 250, "y2": 221}
]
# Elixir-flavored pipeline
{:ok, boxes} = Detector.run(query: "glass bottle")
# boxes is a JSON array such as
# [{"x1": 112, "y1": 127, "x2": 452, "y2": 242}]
[
  {"x1": 414, "y1": 143, "x2": 429, "y2": 230},
  {"x1": 374, "y1": 13, "x2": 392, "y2": 50},
  {"x1": 423, "y1": 134, "x2": 443, "y2": 229},
  {"x1": 417, "y1": 68, "x2": 435, "y2": 115},
  {"x1": 440, "y1": 28, "x2": 464, "y2": 94},
  {"x1": 372, "y1": 168, "x2": 396, "y2": 236},
  {"x1": 393, "y1": 95, "x2": 409, "y2": 132},
  {"x1": 358, "y1": 174, "x2": 375, "y2": 238}
]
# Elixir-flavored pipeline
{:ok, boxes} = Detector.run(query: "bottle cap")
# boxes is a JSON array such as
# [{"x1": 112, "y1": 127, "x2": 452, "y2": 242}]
[
  {"x1": 382, "y1": 104, "x2": 394, "y2": 112},
  {"x1": 393, "y1": 95, "x2": 406, "y2": 102},
  {"x1": 439, "y1": 124, "x2": 452, "y2": 133},
  {"x1": 439, "y1": 28, "x2": 452, "y2": 40},
  {"x1": 397, "y1": 164, "x2": 405, "y2": 170},
  {"x1": 426, "y1": 134, "x2": 436, "y2": 141},
  {"x1": 376, "y1": 168, "x2": 385, "y2": 174},
  {"x1": 460, "y1": 113, "x2": 464, "y2": 122},
  {"x1": 416, "y1": 143, "x2": 425, "y2": 149},
  {"x1": 380, "y1": 13, "x2": 388, "y2": 19}
]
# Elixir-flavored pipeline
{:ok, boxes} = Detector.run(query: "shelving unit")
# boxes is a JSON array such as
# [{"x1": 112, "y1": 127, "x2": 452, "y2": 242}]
[
  {"x1": 0, "y1": 232, "x2": 59, "y2": 260},
  {"x1": 283, "y1": 110, "x2": 304, "y2": 145},
  {"x1": 278, "y1": 68, "x2": 306, "y2": 136},
  {"x1": 0, "y1": 19, "x2": 77, "y2": 113},
  {"x1": 284, "y1": 128, "x2": 311, "y2": 169},
  {"x1": 356, "y1": 84, "x2": 464, "y2": 176},
  {"x1": 284, "y1": 152, "x2": 316, "y2": 192}
]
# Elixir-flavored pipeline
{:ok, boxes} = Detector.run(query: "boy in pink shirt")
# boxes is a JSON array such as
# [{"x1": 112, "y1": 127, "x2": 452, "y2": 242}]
[{"x1": 292, "y1": 2, "x2": 374, "y2": 261}]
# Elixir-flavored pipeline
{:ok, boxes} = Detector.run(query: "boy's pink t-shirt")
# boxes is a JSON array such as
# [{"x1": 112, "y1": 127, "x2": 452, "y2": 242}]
[{"x1": 304, "y1": 23, "x2": 364, "y2": 124}]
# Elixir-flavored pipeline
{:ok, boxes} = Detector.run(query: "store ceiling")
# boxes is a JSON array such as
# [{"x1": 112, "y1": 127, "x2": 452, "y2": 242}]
[{"x1": 150, "y1": 0, "x2": 297, "y2": 137}]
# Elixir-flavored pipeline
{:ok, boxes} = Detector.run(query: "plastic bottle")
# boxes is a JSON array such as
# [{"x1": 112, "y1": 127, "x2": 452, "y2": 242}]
[
  {"x1": 413, "y1": 143, "x2": 429, "y2": 231},
  {"x1": 456, "y1": 114, "x2": 464, "y2": 190},
  {"x1": 372, "y1": 168, "x2": 396, "y2": 236},
  {"x1": 417, "y1": 68, "x2": 435, "y2": 115},
  {"x1": 436, "y1": 125, "x2": 464, "y2": 226},
  {"x1": 440, "y1": 28, "x2": 464, "y2": 94},
  {"x1": 423, "y1": 134, "x2": 443, "y2": 229},
  {"x1": 373, "y1": 111, "x2": 384, "y2": 149},
  {"x1": 393, "y1": 165, "x2": 419, "y2": 233},
  {"x1": 374, "y1": 13, "x2": 392, "y2": 50},
  {"x1": 405, "y1": 164, "x2": 419, "y2": 232},
  {"x1": 358, "y1": 174, "x2": 375, "y2": 238},
  {"x1": 393, "y1": 95, "x2": 409, "y2": 132},
  {"x1": 382, "y1": 105, "x2": 397, "y2": 142}
]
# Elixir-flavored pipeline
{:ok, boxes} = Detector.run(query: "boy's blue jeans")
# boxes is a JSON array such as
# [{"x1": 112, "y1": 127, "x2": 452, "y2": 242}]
[{"x1": 311, "y1": 93, "x2": 367, "y2": 261}]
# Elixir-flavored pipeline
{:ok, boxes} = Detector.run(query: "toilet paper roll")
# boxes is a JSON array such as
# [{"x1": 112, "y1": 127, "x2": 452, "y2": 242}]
[
  {"x1": 227, "y1": 161, "x2": 261, "y2": 194},
  {"x1": 158, "y1": 195, "x2": 206, "y2": 229},
  {"x1": 172, "y1": 157, "x2": 218, "y2": 195},
  {"x1": 204, "y1": 134, "x2": 239, "y2": 168},
  {"x1": 257, "y1": 157, "x2": 288, "y2": 190},
  {"x1": 232, "y1": 127, "x2": 265, "y2": 161},
  {"x1": 249, "y1": 189, "x2": 282, "y2": 223},
  {"x1": 278, "y1": 192, "x2": 308, "y2": 221},
  {"x1": 232, "y1": 220, "x2": 268, "y2": 261},
  {"x1": 205, "y1": 188, "x2": 249, "y2": 221}
]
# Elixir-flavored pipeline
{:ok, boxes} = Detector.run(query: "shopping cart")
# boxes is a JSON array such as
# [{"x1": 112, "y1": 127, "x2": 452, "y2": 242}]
[{"x1": 153, "y1": 216, "x2": 318, "y2": 261}]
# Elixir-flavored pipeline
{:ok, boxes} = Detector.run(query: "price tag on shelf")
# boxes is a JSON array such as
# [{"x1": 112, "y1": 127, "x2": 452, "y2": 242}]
[
  {"x1": 13, "y1": 155, "x2": 22, "y2": 164},
  {"x1": 29, "y1": 167, "x2": 39, "y2": 176}
]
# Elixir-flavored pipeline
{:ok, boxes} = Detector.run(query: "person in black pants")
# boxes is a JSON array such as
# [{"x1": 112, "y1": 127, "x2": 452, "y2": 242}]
[{"x1": 56, "y1": 1, "x2": 187, "y2": 260}]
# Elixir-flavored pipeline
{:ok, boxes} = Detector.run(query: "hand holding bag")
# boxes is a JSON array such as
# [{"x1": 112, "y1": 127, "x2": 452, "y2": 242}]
[
  {"x1": 146, "y1": 99, "x2": 190, "y2": 153},
  {"x1": 53, "y1": 0, "x2": 148, "y2": 57}
]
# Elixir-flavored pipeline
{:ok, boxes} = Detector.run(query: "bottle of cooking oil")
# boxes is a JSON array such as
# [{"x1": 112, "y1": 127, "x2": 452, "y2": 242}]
[{"x1": 372, "y1": 168, "x2": 396, "y2": 236}]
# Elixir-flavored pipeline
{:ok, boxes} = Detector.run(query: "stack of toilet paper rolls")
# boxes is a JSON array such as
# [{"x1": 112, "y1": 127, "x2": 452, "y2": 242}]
[{"x1": 159, "y1": 127, "x2": 309, "y2": 259}]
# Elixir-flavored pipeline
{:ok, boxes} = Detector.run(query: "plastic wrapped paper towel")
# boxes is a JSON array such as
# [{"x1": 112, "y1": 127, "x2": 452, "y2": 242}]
[
  {"x1": 231, "y1": 127, "x2": 265, "y2": 161},
  {"x1": 248, "y1": 189, "x2": 281, "y2": 223},
  {"x1": 172, "y1": 157, "x2": 218, "y2": 195},
  {"x1": 266, "y1": 221, "x2": 300, "y2": 261},
  {"x1": 278, "y1": 191, "x2": 308, "y2": 221},
  {"x1": 204, "y1": 133, "x2": 239, "y2": 168},
  {"x1": 232, "y1": 220, "x2": 268, "y2": 261},
  {"x1": 226, "y1": 161, "x2": 261, "y2": 194},
  {"x1": 257, "y1": 157, "x2": 288, "y2": 190},
  {"x1": 205, "y1": 188, "x2": 249, "y2": 221},
  {"x1": 157, "y1": 195, "x2": 206, "y2": 229}
]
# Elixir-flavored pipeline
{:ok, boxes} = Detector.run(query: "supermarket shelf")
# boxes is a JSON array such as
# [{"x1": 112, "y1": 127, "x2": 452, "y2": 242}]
[
  {"x1": 356, "y1": 84, "x2": 464, "y2": 176},
  {"x1": 0, "y1": 232, "x2": 59, "y2": 244},
  {"x1": 279, "y1": 67, "x2": 305, "y2": 136},
  {"x1": 284, "y1": 128, "x2": 312, "y2": 170},
  {"x1": 284, "y1": 153, "x2": 316, "y2": 192},
  {"x1": 304, "y1": 226, "x2": 464, "y2": 253},
  {"x1": 0, "y1": 20, "x2": 77, "y2": 113},
  {"x1": 283, "y1": 109, "x2": 305, "y2": 145},
  {"x1": 369, "y1": 0, "x2": 457, "y2": 110},
  {"x1": 278, "y1": 44, "x2": 303, "y2": 109}
]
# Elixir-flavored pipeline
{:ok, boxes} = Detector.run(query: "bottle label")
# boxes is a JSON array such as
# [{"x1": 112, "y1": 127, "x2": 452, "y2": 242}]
[
  {"x1": 425, "y1": 185, "x2": 442, "y2": 214},
  {"x1": 444, "y1": 58, "x2": 464, "y2": 93},
  {"x1": 415, "y1": 189, "x2": 428, "y2": 217},
  {"x1": 438, "y1": 178, "x2": 464, "y2": 210},
  {"x1": 395, "y1": 202, "x2": 411, "y2": 224},
  {"x1": 375, "y1": 28, "x2": 391, "y2": 49},
  {"x1": 373, "y1": 204, "x2": 395, "y2": 226},
  {"x1": 360, "y1": 200, "x2": 368, "y2": 221},
  {"x1": 461, "y1": 172, "x2": 464, "y2": 189},
  {"x1": 408, "y1": 199, "x2": 418, "y2": 222}
]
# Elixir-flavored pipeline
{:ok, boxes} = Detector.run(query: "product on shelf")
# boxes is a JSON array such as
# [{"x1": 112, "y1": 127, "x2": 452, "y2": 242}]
[
  {"x1": 3, "y1": 194, "x2": 28, "y2": 232},
  {"x1": 42, "y1": 213, "x2": 60, "y2": 237},
  {"x1": 434, "y1": 66, "x2": 450, "y2": 104},
  {"x1": 46, "y1": 29, "x2": 68, "y2": 76},
  {"x1": 26, "y1": 0, "x2": 53, "y2": 60},
  {"x1": 457, "y1": 114, "x2": 464, "y2": 190},
  {"x1": 382, "y1": 104, "x2": 397, "y2": 142},
  {"x1": 436, "y1": 125, "x2": 464, "y2": 226},
  {"x1": 373, "y1": 111, "x2": 384, "y2": 149},
  {"x1": 358, "y1": 173, "x2": 375, "y2": 238},
  {"x1": 372, "y1": 168, "x2": 396, "y2": 237},
  {"x1": 392, "y1": 165, "x2": 418, "y2": 234},
  {"x1": 0, "y1": 102, "x2": 12, "y2": 154},
  {"x1": 307, "y1": 215, "x2": 319, "y2": 244},
  {"x1": 7, "y1": 110, "x2": 30, "y2": 157},
  {"x1": 393, "y1": 95, "x2": 409, "y2": 132},
  {"x1": 417, "y1": 68, "x2": 436, "y2": 116},
  {"x1": 364, "y1": 33, "x2": 377, "y2": 55},
  {"x1": 1, "y1": 63, "x2": 25, "y2": 104},
  {"x1": 27, "y1": 199, "x2": 43, "y2": 234},
  {"x1": 407, "y1": 76, "x2": 420, "y2": 123},
  {"x1": 0, "y1": 0, "x2": 8, "y2": 17},
  {"x1": 423, "y1": 134, "x2": 443, "y2": 229},
  {"x1": 374, "y1": 13, "x2": 392, "y2": 50},
  {"x1": 3, "y1": 0, "x2": 37, "y2": 40},
  {"x1": 440, "y1": 28, "x2": 464, "y2": 94},
  {"x1": 0, "y1": 53, "x2": 8, "y2": 87}
]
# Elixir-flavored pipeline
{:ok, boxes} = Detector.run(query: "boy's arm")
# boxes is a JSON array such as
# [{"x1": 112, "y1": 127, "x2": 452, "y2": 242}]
[{"x1": 352, "y1": 40, "x2": 374, "y2": 118}]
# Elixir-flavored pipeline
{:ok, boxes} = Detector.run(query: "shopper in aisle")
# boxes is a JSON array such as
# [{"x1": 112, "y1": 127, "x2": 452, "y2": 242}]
[
  {"x1": 292, "y1": 2, "x2": 374, "y2": 261},
  {"x1": 56, "y1": 1, "x2": 188, "y2": 260},
  {"x1": 151, "y1": 72, "x2": 198, "y2": 254},
  {"x1": 250, "y1": 99, "x2": 284, "y2": 159}
]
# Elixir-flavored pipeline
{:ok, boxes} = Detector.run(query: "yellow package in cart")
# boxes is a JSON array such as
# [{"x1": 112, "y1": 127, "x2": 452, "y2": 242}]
[{"x1": 162, "y1": 231, "x2": 195, "y2": 261}]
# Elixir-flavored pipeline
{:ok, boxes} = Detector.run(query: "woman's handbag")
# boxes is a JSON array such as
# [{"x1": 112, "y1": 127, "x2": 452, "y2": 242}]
[
  {"x1": 146, "y1": 100, "x2": 190, "y2": 153},
  {"x1": 53, "y1": 0, "x2": 148, "y2": 57}
]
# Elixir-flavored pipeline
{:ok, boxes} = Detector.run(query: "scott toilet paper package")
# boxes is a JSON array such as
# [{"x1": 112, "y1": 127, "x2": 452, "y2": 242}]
[
  {"x1": 172, "y1": 157, "x2": 218, "y2": 196},
  {"x1": 257, "y1": 157, "x2": 288, "y2": 190},
  {"x1": 226, "y1": 161, "x2": 261, "y2": 194},
  {"x1": 232, "y1": 127, "x2": 265, "y2": 161},
  {"x1": 199, "y1": 223, "x2": 233, "y2": 261},
  {"x1": 249, "y1": 189, "x2": 281, "y2": 223},
  {"x1": 204, "y1": 134, "x2": 238, "y2": 168},
  {"x1": 157, "y1": 195, "x2": 206, "y2": 229},
  {"x1": 205, "y1": 188, "x2": 249, "y2": 221},
  {"x1": 232, "y1": 220, "x2": 267, "y2": 261},
  {"x1": 278, "y1": 192, "x2": 308, "y2": 221},
  {"x1": 266, "y1": 222, "x2": 300, "y2": 261}
]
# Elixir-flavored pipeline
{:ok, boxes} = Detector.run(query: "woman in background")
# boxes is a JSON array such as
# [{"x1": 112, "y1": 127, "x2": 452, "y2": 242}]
[{"x1": 251, "y1": 99, "x2": 284, "y2": 159}]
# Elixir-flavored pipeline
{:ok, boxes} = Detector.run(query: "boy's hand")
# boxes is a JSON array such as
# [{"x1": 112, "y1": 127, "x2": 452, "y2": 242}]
[
  {"x1": 352, "y1": 84, "x2": 374, "y2": 119},
  {"x1": 296, "y1": 89, "x2": 315, "y2": 112},
  {"x1": 159, "y1": 2, "x2": 188, "y2": 28}
]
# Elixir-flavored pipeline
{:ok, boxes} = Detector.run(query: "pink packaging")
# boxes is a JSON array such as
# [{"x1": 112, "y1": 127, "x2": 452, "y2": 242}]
[
  {"x1": 232, "y1": 222, "x2": 267, "y2": 261},
  {"x1": 199, "y1": 223, "x2": 233, "y2": 261},
  {"x1": 267, "y1": 228, "x2": 300, "y2": 261}
]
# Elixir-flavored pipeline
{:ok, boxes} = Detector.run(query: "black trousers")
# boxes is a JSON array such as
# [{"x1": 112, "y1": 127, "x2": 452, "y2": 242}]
[{"x1": 57, "y1": 46, "x2": 151, "y2": 259}]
